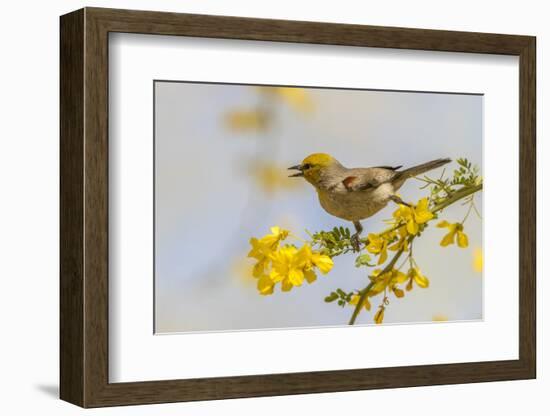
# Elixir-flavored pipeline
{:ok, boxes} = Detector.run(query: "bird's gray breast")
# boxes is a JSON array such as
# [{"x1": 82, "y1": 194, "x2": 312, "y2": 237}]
[{"x1": 317, "y1": 182, "x2": 395, "y2": 222}]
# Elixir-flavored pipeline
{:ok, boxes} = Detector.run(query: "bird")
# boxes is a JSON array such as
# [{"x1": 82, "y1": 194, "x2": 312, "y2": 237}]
[{"x1": 288, "y1": 153, "x2": 451, "y2": 250}]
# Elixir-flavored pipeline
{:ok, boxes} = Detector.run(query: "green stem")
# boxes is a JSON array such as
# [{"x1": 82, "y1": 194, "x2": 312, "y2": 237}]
[
  {"x1": 348, "y1": 247, "x2": 406, "y2": 325},
  {"x1": 432, "y1": 183, "x2": 482, "y2": 213},
  {"x1": 357, "y1": 183, "x2": 482, "y2": 249},
  {"x1": 348, "y1": 183, "x2": 482, "y2": 325}
]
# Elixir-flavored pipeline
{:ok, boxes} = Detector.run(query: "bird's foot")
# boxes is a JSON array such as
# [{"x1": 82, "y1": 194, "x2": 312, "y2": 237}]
[
  {"x1": 350, "y1": 233, "x2": 361, "y2": 252},
  {"x1": 351, "y1": 221, "x2": 363, "y2": 252},
  {"x1": 390, "y1": 195, "x2": 411, "y2": 207}
]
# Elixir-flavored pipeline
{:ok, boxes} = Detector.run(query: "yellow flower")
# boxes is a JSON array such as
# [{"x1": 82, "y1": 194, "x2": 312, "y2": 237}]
[
  {"x1": 248, "y1": 239, "x2": 271, "y2": 277},
  {"x1": 248, "y1": 226, "x2": 289, "y2": 259},
  {"x1": 432, "y1": 314, "x2": 448, "y2": 322},
  {"x1": 369, "y1": 268, "x2": 408, "y2": 296},
  {"x1": 248, "y1": 227, "x2": 290, "y2": 278},
  {"x1": 388, "y1": 226, "x2": 409, "y2": 252},
  {"x1": 260, "y1": 226, "x2": 290, "y2": 247},
  {"x1": 248, "y1": 228, "x2": 333, "y2": 295},
  {"x1": 368, "y1": 269, "x2": 385, "y2": 295},
  {"x1": 393, "y1": 197, "x2": 433, "y2": 235},
  {"x1": 225, "y1": 109, "x2": 269, "y2": 132},
  {"x1": 270, "y1": 245, "x2": 306, "y2": 290},
  {"x1": 366, "y1": 233, "x2": 389, "y2": 265},
  {"x1": 296, "y1": 244, "x2": 334, "y2": 282},
  {"x1": 349, "y1": 294, "x2": 371, "y2": 311},
  {"x1": 407, "y1": 267, "x2": 429, "y2": 289},
  {"x1": 268, "y1": 243, "x2": 333, "y2": 293},
  {"x1": 257, "y1": 274, "x2": 275, "y2": 295},
  {"x1": 374, "y1": 306, "x2": 385, "y2": 324},
  {"x1": 473, "y1": 247, "x2": 483, "y2": 273},
  {"x1": 310, "y1": 250, "x2": 334, "y2": 274},
  {"x1": 294, "y1": 244, "x2": 317, "y2": 284},
  {"x1": 437, "y1": 220, "x2": 469, "y2": 248},
  {"x1": 392, "y1": 286, "x2": 405, "y2": 298}
]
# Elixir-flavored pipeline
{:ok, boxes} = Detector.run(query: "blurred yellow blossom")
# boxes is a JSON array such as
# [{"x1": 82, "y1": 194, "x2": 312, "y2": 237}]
[
  {"x1": 258, "y1": 87, "x2": 314, "y2": 113},
  {"x1": 473, "y1": 247, "x2": 483, "y2": 273},
  {"x1": 225, "y1": 109, "x2": 269, "y2": 132},
  {"x1": 393, "y1": 197, "x2": 434, "y2": 235},
  {"x1": 250, "y1": 162, "x2": 302, "y2": 194},
  {"x1": 231, "y1": 257, "x2": 256, "y2": 286},
  {"x1": 437, "y1": 220, "x2": 469, "y2": 248},
  {"x1": 432, "y1": 315, "x2": 449, "y2": 322}
]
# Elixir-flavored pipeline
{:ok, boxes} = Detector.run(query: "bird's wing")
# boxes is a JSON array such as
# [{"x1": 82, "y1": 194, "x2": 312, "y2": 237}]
[{"x1": 341, "y1": 167, "x2": 398, "y2": 192}]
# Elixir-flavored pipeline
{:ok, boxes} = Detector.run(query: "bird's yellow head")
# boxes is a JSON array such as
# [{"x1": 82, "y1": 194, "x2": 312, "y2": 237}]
[{"x1": 288, "y1": 153, "x2": 339, "y2": 185}]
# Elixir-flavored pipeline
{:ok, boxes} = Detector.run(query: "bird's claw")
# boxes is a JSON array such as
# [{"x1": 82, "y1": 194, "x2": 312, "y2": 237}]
[
  {"x1": 350, "y1": 233, "x2": 361, "y2": 252},
  {"x1": 390, "y1": 195, "x2": 412, "y2": 207}
]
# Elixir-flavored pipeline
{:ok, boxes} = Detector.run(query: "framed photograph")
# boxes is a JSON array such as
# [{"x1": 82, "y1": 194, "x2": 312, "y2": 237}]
[{"x1": 60, "y1": 7, "x2": 536, "y2": 407}]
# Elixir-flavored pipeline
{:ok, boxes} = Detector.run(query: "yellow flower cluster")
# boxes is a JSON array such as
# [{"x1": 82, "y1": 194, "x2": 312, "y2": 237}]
[
  {"x1": 437, "y1": 220, "x2": 469, "y2": 248},
  {"x1": 366, "y1": 233, "x2": 390, "y2": 265},
  {"x1": 248, "y1": 227, "x2": 334, "y2": 295},
  {"x1": 366, "y1": 226, "x2": 410, "y2": 266},
  {"x1": 353, "y1": 265, "x2": 429, "y2": 325},
  {"x1": 365, "y1": 198, "x2": 433, "y2": 266},
  {"x1": 369, "y1": 268, "x2": 408, "y2": 297},
  {"x1": 393, "y1": 197, "x2": 434, "y2": 235}
]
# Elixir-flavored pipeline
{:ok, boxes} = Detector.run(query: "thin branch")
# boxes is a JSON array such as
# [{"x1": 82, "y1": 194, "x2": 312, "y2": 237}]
[
  {"x1": 432, "y1": 183, "x2": 482, "y2": 213},
  {"x1": 348, "y1": 246, "x2": 406, "y2": 325},
  {"x1": 348, "y1": 183, "x2": 483, "y2": 325}
]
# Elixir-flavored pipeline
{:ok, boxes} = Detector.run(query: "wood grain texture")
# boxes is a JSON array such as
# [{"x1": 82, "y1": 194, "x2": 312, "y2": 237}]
[
  {"x1": 59, "y1": 7, "x2": 537, "y2": 408},
  {"x1": 518, "y1": 38, "x2": 536, "y2": 376},
  {"x1": 59, "y1": 8, "x2": 84, "y2": 406}
]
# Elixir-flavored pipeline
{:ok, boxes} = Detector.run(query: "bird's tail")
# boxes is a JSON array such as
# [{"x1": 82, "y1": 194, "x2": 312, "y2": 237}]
[{"x1": 394, "y1": 158, "x2": 451, "y2": 181}]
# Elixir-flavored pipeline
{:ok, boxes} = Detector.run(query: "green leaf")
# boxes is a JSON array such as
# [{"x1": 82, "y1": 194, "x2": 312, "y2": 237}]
[
  {"x1": 355, "y1": 253, "x2": 374, "y2": 267},
  {"x1": 324, "y1": 292, "x2": 338, "y2": 303}
]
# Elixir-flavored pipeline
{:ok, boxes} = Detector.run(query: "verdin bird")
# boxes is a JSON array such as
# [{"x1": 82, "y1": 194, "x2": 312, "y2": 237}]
[{"x1": 288, "y1": 153, "x2": 451, "y2": 249}]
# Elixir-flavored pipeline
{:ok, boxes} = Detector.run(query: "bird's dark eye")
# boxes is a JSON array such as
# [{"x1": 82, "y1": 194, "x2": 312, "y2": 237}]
[{"x1": 302, "y1": 163, "x2": 312, "y2": 170}]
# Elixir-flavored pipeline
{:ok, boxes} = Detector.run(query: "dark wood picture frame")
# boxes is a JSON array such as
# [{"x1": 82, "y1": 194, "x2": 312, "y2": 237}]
[{"x1": 60, "y1": 7, "x2": 536, "y2": 408}]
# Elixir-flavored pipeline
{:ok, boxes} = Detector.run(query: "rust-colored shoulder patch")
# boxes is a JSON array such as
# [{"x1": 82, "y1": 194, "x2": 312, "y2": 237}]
[{"x1": 342, "y1": 176, "x2": 358, "y2": 191}]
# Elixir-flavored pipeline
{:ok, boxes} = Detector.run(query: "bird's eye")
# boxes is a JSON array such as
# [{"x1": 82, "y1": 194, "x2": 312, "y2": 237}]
[{"x1": 302, "y1": 163, "x2": 312, "y2": 170}]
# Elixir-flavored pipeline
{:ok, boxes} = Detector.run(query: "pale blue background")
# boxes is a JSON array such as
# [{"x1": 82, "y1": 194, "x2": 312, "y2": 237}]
[{"x1": 154, "y1": 82, "x2": 483, "y2": 333}]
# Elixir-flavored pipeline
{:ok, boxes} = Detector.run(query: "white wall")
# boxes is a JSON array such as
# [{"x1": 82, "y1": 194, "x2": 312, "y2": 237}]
[{"x1": 0, "y1": 0, "x2": 545, "y2": 414}]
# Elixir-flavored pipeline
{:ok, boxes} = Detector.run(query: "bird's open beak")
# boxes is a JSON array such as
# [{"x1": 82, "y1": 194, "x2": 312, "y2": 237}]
[{"x1": 288, "y1": 165, "x2": 304, "y2": 177}]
